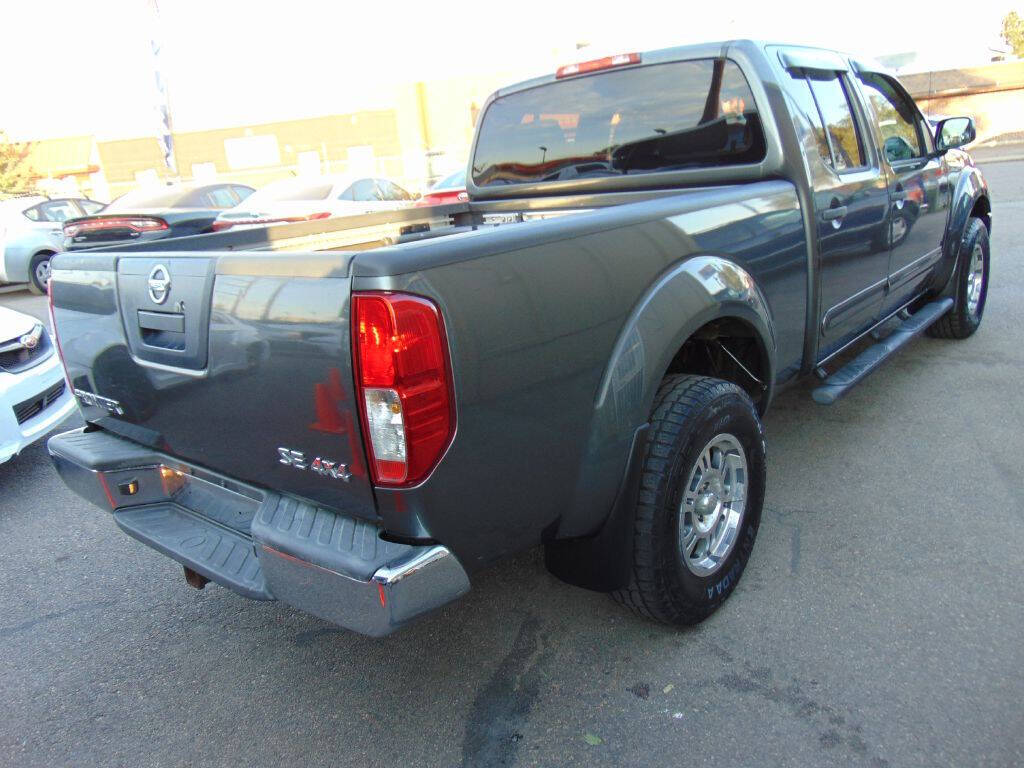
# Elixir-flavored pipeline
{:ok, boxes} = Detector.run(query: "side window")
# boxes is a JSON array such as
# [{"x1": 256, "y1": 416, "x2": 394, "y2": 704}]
[
  {"x1": 23, "y1": 205, "x2": 42, "y2": 221},
  {"x1": 806, "y1": 72, "x2": 865, "y2": 171},
  {"x1": 38, "y1": 200, "x2": 81, "y2": 222},
  {"x1": 856, "y1": 73, "x2": 924, "y2": 163},
  {"x1": 786, "y1": 74, "x2": 832, "y2": 168},
  {"x1": 349, "y1": 178, "x2": 380, "y2": 202},
  {"x1": 337, "y1": 184, "x2": 355, "y2": 201}
]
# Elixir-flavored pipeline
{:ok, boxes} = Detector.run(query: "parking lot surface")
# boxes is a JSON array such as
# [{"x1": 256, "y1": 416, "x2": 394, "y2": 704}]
[{"x1": 1, "y1": 161, "x2": 1022, "y2": 768}]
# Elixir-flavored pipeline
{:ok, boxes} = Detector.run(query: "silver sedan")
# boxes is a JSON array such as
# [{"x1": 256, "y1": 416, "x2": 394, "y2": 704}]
[{"x1": 0, "y1": 195, "x2": 105, "y2": 293}]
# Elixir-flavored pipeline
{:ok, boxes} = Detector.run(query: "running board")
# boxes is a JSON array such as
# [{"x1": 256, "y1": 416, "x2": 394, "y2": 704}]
[{"x1": 812, "y1": 298, "x2": 953, "y2": 405}]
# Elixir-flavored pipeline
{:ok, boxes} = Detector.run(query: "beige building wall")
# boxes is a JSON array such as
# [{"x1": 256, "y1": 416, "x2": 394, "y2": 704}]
[
  {"x1": 902, "y1": 60, "x2": 1024, "y2": 144},
  {"x1": 18, "y1": 64, "x2": 559, "y2": 201}
]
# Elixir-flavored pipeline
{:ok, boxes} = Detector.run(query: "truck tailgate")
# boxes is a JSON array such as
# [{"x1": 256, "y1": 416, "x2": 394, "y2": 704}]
[{"x1": 49, "y1": 250, "x2": 377, "y2": 520}]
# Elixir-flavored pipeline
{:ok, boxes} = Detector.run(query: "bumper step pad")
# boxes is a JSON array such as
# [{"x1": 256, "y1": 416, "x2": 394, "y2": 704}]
[
  {"x1": 115, "y1": 504, "x2": 271, "y2": 600},
  {"x1": 251, "y1": 493, "x2": 406, "y2": 580}
]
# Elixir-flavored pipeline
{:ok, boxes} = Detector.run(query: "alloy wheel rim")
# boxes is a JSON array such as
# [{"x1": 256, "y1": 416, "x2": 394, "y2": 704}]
[
  {"x1": 35, "y1": 259, "x2": 51, "y2": 286},
  {"x1": 679, "y1": 433, "x2": 748, "y2": 577},
  {"x1": 966, "y1": 243, "x2": 985, "y2": 317}
]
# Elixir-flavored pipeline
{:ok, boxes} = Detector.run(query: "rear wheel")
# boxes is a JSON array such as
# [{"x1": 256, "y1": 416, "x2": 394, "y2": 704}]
[
  {"x1": 28, "y1": 251, "x2": 55, "y2": 295},
  {"x1": 927, "y1": 217, "x2": 989, "y2": 339},
  {"x1": 612, "y1": 374, "x2": 766, "y2": 625}
]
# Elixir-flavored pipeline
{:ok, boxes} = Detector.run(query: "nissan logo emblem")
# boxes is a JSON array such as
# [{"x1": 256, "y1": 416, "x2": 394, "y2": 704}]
[{"x1": 148, "y1": 264, "x2": 171, "y2": 305}]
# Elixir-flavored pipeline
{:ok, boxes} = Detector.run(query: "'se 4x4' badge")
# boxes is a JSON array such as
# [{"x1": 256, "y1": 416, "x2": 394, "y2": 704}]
[{"x1": 277, "y1": 447, "x2": 352, "y2": 482}]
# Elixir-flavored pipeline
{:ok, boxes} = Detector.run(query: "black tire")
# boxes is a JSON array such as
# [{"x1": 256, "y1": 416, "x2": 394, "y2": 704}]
[
  {"x1": 27, "y1": 251, "x2": 54, "y2": 295},
  {"x1": 612, "y1": 374, "x2": 766, "y2": 625},
  {"x1": 927, "y1": 217, "x2": 989, "y2": 339}
]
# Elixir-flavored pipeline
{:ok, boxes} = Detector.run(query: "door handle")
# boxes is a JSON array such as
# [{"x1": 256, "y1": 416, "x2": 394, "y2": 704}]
[{"x1": 821, "y1": 206, "x2": 848, "y2": 222}]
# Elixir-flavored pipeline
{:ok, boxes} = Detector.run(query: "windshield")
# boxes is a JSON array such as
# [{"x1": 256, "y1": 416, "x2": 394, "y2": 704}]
[
  {"x1": 242, "y1": 179, "x2": 334, "y2": 205},
  {"x1": 471, "y1": 58, "x2": 765, "y2": 187}
]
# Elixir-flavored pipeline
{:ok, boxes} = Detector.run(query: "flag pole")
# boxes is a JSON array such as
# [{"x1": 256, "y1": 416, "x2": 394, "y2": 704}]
[{"x1": 149, "y1": 0, "x2": 177, "y2": 181}]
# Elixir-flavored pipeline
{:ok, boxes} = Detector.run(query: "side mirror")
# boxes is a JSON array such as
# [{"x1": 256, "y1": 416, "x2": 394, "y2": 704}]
[{"x1": 934, "y1": 116, "x2": 976, "y2": 152}]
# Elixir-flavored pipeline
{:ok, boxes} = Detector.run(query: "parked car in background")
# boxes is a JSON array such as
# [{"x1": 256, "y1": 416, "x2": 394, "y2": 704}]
[
  {"x1": 0, "y1": 305, "x2": 75, "y2": 463},
  {"x1": 211, "y1": 175, "x2": 415, "y2": 231},
  {"x1": 415, "y1": 169, "x2": 468, "y2": 206},
  {"x1": 62, "y1": 182, "x2": 254, "y2": 252},
  {"x1": 0, "y1": 195, "x2": 106, "y2": 293}
]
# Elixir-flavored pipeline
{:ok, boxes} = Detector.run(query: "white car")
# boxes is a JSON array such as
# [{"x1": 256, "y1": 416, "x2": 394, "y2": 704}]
[
  {"x1": 211, "y1": 175, "x2": 415, "y2": 231},
  {"x1": 0, "y1": 196, "x2": 105, "y2": 293},
  {"x1": 0, "y1": 305, "x2": 76, "y2": 463}
]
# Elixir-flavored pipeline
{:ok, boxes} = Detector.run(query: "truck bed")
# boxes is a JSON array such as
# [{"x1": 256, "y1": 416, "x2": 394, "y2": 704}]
[{"x1": 51, "y1": 178, "x2": 808, "y2": 567}]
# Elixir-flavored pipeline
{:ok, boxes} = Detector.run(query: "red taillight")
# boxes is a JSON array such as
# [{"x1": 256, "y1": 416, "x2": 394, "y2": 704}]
[
  {"x1": 555, "y1": 52, "x2": 640, "y2": 79},
  {"x1": 210, "y1": 220, "x2": 234, "y2": 232},
  {"x1": 352, "y1": 292, "x2": 454, "y2": 487},
  {"x1": 63, "y1": 217, "x2": 168, "y2": 238}
]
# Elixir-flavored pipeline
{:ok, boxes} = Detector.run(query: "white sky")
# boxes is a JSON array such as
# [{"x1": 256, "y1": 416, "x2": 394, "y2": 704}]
[{"x1": 0, "y1": 0, "x2": 1016, "y2": 140}]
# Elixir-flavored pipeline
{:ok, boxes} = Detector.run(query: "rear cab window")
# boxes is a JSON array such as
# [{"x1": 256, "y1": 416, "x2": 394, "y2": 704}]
[{"x1": 471, "y1": 57, "x2": 766, "y2": 188}]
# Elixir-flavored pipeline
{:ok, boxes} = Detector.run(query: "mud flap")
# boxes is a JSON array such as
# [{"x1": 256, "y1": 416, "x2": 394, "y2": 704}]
[{"x1": 543, "y1": 424, "x2": 648, "y2": 592}]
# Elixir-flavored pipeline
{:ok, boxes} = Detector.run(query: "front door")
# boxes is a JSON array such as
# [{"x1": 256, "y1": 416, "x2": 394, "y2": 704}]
[
  {"x1": 781, "y1": 64, "x2": 891, "y2": 360},
  {"x1": 854, "y1": 71, "x2": 952, "y2": 316}
]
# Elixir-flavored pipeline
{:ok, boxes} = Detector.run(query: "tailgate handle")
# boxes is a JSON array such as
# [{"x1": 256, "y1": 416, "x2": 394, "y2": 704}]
[{"x1": 138, "y1": 310, "x2": 185, "y2": 334}]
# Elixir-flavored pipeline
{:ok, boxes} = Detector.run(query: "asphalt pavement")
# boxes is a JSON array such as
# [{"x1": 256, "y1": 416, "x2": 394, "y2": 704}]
[{"x1": 1, "y1": 161, "x2": 1022, "y2": 768}]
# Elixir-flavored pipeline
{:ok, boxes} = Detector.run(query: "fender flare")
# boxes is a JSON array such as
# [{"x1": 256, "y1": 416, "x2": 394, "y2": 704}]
[
  {"x1": 937, "y1": 166, "x2": 990, "y2": 296},
  {"x1": 596, "y1": 254, "x2": 777, "y2": 419},
  {"x1": 555, "y1": 255, "x2": 777, "y2": 545}
]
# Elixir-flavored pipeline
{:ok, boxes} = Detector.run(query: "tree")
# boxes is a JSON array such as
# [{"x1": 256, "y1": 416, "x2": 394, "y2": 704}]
[
  {"x1": 1003, "y1": 11, "x2": 1024, "y2": 58},
  {"x1": 0, "y1": 131, "x2": 34, "y2": 197}
]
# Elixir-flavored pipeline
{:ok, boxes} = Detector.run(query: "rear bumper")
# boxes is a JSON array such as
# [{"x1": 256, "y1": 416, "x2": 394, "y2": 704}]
[{"x1": 48, "y1": 427, "x2": 470, "y2": 636}]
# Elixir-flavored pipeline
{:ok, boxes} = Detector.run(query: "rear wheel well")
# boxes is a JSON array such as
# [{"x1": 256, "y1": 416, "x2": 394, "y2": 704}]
[
  {"x1": 665, "y1": 318, "x2": 768, "y2": 411},
  {"x1": 971, "y1": 196, "x2": 991, "y2": 233}
]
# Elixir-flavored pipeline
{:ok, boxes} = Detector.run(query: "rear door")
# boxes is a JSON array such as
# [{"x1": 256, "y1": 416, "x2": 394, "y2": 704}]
[
  {"x1": 852, "y1": 70, "x2": 952, "y2": 316},
  {"x1": 777, "y1": 55, "x2": 891, "y2": 359}
]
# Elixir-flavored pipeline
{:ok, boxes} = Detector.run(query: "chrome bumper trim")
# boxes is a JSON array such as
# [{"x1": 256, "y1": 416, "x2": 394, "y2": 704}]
[{"x1": 258, "y1": 543, "x2": 470, "y2": 636}]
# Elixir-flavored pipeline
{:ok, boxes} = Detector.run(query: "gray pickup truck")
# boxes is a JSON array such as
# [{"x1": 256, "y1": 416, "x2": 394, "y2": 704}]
[{"x1": 47, "y1": 41, "x2": 991, "y2": 636}]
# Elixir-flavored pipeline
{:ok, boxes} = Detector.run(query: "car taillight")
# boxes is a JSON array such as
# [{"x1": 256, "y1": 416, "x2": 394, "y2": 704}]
[
  {"x1": 556, "y1": 52, "x2": 640, "y2": 78},
  {"x1": 64, "y1": 217, "x2": 168, "y2": 237},
  {"x1": 352, "y1": 292, "x2": 454, "y2": 487},
  {"x1": 210, "y1": 220, "x2": 234, "y2": 232}
]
